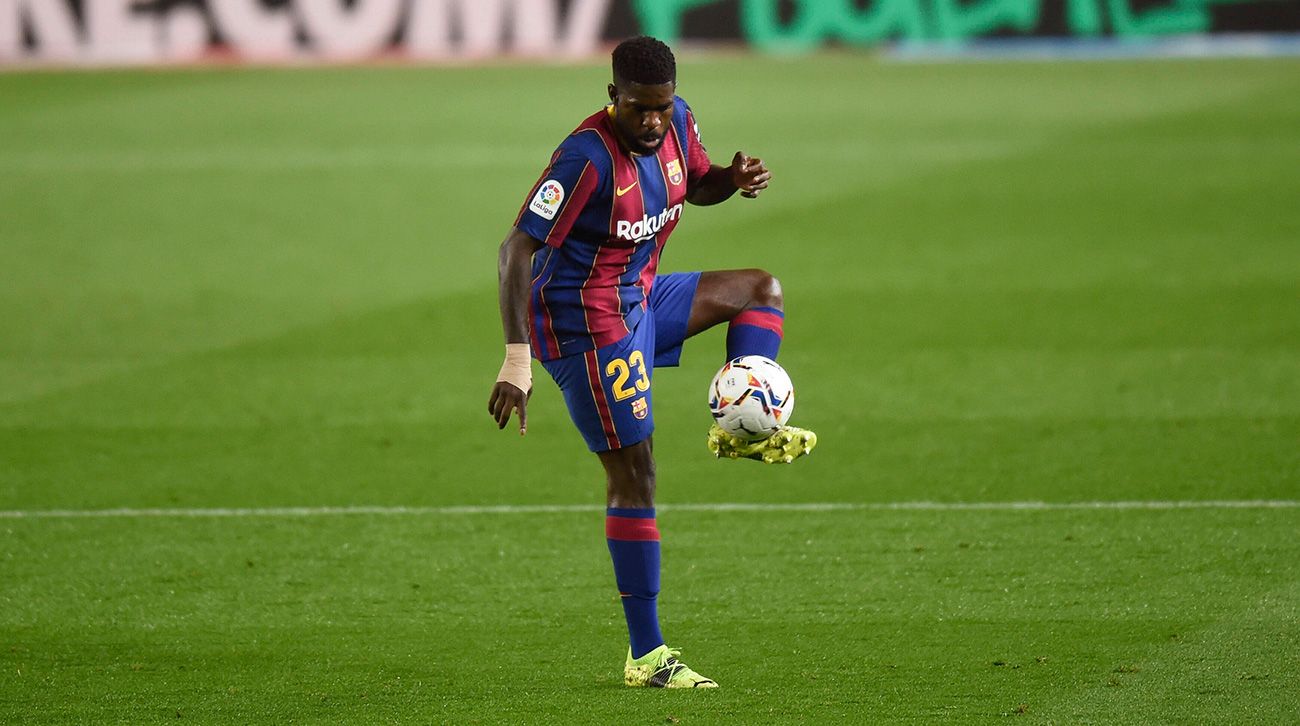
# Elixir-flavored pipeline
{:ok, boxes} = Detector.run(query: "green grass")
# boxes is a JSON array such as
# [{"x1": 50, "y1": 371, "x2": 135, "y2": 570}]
[{"x1": 2, "y1": 54, "x2": 1298, "y2": 723}]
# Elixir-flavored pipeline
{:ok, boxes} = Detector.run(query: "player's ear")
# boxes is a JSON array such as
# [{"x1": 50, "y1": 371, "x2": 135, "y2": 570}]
[{"x1": 607, "y1": 83, "x2": 618, "y2": 104}]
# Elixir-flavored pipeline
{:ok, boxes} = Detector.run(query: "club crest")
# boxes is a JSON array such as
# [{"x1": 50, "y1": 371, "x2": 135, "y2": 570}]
[{"x1": 666, "y1": 159, "x2": 683, "y2": 186}]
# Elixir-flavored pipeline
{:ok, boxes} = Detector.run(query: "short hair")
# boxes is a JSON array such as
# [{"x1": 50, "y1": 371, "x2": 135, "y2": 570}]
[{"x1": 612, "y1": 36, "x2": 676, "y2": 86}]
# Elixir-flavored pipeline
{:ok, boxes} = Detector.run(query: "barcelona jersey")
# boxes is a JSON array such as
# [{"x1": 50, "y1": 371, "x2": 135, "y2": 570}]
[{"x1": 514, "y1": 96, "x2": 712, "y2": 362}]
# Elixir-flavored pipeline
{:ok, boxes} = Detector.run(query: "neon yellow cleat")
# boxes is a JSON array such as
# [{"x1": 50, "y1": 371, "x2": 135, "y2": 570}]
[
  {"x1": 624, "y1": 645, "x2": 718, "y2": 688},
  {"x1": 707, "y1": 423, "x2": 818, "y2": 464}
]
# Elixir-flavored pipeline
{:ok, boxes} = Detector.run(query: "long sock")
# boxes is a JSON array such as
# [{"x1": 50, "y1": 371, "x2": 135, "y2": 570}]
[
  {"x1": 605, "y1": 507, "x2": 664, "y2": 659},
  {"x1": 726, "y1": 306, "x2": 784, "y2": 361}
]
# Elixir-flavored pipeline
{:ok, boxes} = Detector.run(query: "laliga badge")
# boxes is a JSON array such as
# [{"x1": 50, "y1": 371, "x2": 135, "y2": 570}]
[{"x1": 530, "y1": 180, "x2": 564, "y2": 220}]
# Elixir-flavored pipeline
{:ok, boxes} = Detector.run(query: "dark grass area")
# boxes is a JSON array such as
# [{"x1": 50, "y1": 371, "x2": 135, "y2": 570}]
[{"x1": 2, "y1": 510, "x2": 1296, "y2": 723}]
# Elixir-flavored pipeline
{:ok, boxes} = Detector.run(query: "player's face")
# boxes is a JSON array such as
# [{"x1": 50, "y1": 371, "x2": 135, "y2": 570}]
[{"x1": 608, "y1": 80, "x2": 676, "y2": 156}]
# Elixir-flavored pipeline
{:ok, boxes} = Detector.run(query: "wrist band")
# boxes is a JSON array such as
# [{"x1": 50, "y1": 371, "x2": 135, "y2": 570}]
[{"x1": 496, "y1": 343, "x2": 532, "y2": 393}]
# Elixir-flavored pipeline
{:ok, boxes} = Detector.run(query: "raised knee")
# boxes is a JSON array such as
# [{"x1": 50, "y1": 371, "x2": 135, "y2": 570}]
[{"x1": 751, "y1": 270, "x2": 783, "y2": 311}]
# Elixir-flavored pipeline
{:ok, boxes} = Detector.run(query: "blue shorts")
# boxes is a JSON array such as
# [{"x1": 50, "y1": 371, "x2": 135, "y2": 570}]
[{"x1": 541, "y1": 272, "x2": 701, "y2": 452}]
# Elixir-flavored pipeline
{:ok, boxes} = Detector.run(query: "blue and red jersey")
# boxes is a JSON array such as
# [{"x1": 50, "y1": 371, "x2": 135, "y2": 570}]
[{"x1": 514, "y1": 97, "x2": 712, "y2": 362}]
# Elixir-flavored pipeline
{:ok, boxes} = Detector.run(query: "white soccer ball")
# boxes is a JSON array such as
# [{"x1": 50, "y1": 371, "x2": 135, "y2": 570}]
[{"x1": 707, "y1": 355, "x2": 795, "y2": 441}]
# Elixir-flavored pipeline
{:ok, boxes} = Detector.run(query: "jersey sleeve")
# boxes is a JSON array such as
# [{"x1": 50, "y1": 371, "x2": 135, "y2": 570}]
[
  {"x1": 682, "y1": 104, "x2": 712, "y2": 182},
  {"x1": 514, "y1": 144, "x2": 600, "y2": 248}
]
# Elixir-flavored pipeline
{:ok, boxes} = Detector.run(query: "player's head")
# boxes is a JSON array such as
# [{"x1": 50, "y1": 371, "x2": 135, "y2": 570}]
[{"x1": 608, "y1": 36, "x2": 677, "y2": 155}]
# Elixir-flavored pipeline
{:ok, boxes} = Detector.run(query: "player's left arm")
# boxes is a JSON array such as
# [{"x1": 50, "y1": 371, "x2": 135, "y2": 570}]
[
  {"x1": 678, "y1": 101, "x2": 768, "y2": 205},
  {"x1": 686, "y1": 151, "x2": 770, "y2": 206}
]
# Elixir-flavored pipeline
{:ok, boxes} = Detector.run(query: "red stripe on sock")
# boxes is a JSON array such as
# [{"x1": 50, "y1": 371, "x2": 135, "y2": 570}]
[
  {"x1": 606, "y1": 516, "x2": 660, "y2": 541},
  {"x1": 731, "y1": 309, "x2": 784, "y2": 336}
]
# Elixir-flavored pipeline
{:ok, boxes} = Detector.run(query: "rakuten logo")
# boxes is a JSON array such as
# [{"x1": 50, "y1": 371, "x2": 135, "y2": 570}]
[{"x1": 616, "y1": 204, "x2": 683, "y2": 242}]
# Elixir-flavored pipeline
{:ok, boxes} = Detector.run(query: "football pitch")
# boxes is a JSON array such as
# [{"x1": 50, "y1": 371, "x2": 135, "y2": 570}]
[{"x1": 2, "y1": 54, "x2": 1298, "y2": 723}]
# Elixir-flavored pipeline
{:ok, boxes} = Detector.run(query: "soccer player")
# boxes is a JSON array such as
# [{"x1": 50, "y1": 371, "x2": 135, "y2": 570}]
[{"x1": 487, "y1": 36, "x2": 816, "y2": 689}]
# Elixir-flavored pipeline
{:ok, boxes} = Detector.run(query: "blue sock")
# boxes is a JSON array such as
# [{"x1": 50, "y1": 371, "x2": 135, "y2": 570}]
[
  {"x1": 726, "y1": 306, "x2": 784, "y2": 361},
  {"x1": 605, "y1": 507, "x2": 664, "y2": 659}
]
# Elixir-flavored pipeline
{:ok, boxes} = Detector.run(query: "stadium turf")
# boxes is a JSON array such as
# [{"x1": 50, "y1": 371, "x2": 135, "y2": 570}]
[{"x1": 1, "y1": 54, "x2": 1297, "y2": 723}]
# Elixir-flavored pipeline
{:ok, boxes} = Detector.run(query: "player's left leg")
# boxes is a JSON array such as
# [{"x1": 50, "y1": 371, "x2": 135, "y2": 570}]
[
  {"x1": 678, "y1": 269, "x2": 817, "y2": 462},
  {"x1": 684, "y1": 269, "x2": 784, "y2": 359}
]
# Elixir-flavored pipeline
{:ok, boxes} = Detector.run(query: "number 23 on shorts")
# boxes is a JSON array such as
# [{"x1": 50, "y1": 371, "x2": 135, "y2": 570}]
[{"x1": 605, "y1": 350, "x2": 650, "y2": 401}]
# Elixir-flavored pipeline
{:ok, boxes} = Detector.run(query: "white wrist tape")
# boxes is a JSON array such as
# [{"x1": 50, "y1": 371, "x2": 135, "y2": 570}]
[{"x1": 496, "y1": 343, "x2": 532, "y2": 394}]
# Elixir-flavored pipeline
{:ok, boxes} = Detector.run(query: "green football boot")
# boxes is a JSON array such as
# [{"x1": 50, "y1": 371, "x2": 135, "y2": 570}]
[
  {"x1": 625, "y1": 645, "x2": 718, "y2": 688},
  {"x1": 707, "y1": 423, "x2": 818, "y2": 464}
]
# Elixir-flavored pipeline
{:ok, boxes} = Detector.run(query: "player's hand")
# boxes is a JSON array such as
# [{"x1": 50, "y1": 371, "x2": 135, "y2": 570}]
[
  {"x1": 488, "y1": 381, "x2": 532, "y2": 435},
  {"x1": 490, "y1": 343, "x2": 533, "y2": 435},
  {"x1": 730, "y1": 151, "x2": 770, "y2": 199}
]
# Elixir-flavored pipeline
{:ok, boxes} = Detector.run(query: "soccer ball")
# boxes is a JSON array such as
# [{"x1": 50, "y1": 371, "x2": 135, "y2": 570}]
[{"x1": 707, "y1": 355, "x2": 795, "y2": 441}]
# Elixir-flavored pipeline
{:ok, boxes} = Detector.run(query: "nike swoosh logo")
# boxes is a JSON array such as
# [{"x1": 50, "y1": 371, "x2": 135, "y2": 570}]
[{"x1": 615, "y1": 181, "x2": 639, "y2": 197}]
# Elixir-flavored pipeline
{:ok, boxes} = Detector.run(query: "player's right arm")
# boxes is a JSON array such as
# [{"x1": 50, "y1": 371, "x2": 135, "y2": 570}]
[
  {"x1": 488, "y1": 227, "x2": 543, "y2": 434},
  {"x1": 488, "y1": 139, "x2": 600, "y2": 434}
]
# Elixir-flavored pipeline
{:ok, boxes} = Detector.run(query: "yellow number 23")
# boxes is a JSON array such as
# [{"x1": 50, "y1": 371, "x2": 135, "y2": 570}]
[{"x1": 605, "y1": 350, "x2": 650, "y2": 401}]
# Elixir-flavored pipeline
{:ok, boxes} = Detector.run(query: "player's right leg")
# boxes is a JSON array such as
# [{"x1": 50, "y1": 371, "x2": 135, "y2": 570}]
[
  {"x1": 540, "y1": 316, "x2": 716, "y2": 688},
  {"x1": 600, "y1": 442, "x2": 716, "y2": 688}
]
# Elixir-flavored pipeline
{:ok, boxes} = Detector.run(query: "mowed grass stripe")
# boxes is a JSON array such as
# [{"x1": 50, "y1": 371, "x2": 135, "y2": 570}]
[
  {"x1": 4, "y1": 506, "x2": 1296, "y2": 723},
  {"x1": 1, "y1": 499, "x2": 1296, "y2": 518}
]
